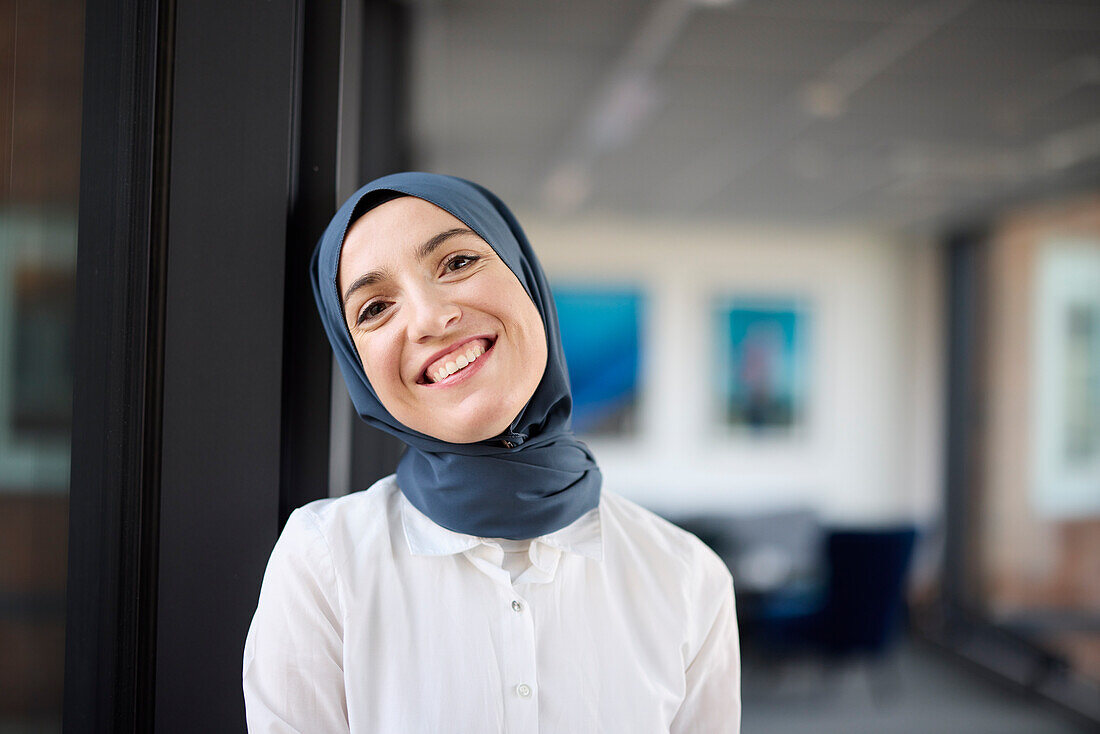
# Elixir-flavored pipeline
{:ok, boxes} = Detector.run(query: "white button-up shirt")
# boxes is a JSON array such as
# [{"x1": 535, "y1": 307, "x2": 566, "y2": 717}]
[{"x1": 243, "y1": 475, "x2": 740, "y2": 733}]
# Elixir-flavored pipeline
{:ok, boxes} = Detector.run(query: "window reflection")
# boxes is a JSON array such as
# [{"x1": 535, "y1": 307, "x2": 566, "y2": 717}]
[{"x1": 0, "y1": 0, "x2": 84, "y2": 728}]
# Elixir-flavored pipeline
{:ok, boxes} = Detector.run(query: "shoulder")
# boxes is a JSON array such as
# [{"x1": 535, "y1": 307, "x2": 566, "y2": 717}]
[
  {"x1": 599, "y1": 489, "x2": 733, "y2": 597},
  {"x1": 286, "y1": 474, "x2": 403, "y2": 568},
  {"x1": 296, "y1": 473, "x2": 399, "y2": 531},
  {"x1": 597, "y1": 490, "x2": 736, "y2": 663}
]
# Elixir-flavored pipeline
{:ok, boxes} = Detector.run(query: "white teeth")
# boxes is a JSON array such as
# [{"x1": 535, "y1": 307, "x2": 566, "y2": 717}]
[{"x1": 429, "y1": 343, "x2": 488, "y2": 383}]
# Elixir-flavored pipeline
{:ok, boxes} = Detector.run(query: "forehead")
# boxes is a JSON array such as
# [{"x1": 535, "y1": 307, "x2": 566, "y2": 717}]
[{"x1": 339, "y1": 195, "x2": 470, "y2": 273}]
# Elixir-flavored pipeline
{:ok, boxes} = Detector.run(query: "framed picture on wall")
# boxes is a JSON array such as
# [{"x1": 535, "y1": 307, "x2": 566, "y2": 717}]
[
  {"x1": 712, "y1": 297, "x2": 811, "y2": 435},
  {"x1": 552, "y1": 285, "x2": 643, "y2": 437}
]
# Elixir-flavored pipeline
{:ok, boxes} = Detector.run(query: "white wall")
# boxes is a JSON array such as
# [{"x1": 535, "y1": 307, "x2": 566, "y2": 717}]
[{"x1": 522, "y1": 213, "x2": 945, "y2": 525}]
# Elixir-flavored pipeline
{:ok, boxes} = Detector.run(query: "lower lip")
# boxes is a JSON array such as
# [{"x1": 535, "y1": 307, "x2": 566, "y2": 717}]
[{"x1": 420, "y1": 342, "x2": 494, "y2": 389}]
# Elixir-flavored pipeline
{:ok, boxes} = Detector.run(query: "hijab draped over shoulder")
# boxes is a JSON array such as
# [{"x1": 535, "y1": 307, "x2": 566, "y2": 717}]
[{"x1": 310, "y1": 172, "x2": 602, "y2": 540}]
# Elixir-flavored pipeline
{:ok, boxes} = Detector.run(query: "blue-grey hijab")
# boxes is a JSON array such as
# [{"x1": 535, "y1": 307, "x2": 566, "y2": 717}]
[{"x1": 310, "y1": 172, "x2": 601, "y2": 540}]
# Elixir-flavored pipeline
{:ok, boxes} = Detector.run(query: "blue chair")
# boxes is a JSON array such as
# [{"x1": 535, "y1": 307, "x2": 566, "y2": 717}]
[
  {"x1": 817, "y1": 527, "x2": 918, "y2": 658},
  {"x1": 753, "y1": 526, "x2": 918, "y2": 703}
]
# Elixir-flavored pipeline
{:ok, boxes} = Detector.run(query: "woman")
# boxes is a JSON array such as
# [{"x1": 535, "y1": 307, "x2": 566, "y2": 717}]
[{"x1": 243, "y1": 172, "x2": 740, "y2": 732}]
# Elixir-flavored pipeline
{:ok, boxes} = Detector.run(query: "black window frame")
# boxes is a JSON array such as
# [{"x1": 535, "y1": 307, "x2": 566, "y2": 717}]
[{"x1": 65, "y1": 1, "x2": 408, "y2": 730}]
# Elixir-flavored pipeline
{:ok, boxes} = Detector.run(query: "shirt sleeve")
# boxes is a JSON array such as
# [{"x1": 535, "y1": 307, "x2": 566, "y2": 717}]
[
  {"x1": 669, "y1": 569, "x2": 742, "y2": 734},
  {"x1": 243, "y1": 508, "x2": 350, "y2": 733}
]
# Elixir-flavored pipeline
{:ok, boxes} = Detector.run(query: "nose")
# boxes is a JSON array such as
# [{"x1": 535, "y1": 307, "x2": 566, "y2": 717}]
[{"x1": 406, "y1": 285, "x2": 461, "y2": 342}]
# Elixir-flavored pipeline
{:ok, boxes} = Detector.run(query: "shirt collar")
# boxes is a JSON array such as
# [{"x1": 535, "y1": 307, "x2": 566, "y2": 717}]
[{"x1": 400, "y1": 490, "x2": 604, "y2": 562}]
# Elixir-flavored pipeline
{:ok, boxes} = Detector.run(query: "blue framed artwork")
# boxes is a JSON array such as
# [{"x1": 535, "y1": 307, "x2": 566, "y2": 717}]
[
  {"x1": 714, "y1": 298, "x2": 810, "y2": 433},
  {"x1": 552, "y1": 286, "x2": 643, "y2": 436}
]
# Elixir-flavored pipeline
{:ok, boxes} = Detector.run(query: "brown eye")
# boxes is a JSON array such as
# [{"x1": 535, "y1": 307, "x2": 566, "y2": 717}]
[
  {"x1": 357, "y1": 301, "x2": 389, "y2": 324},
  {"x1": 445, "y1": 254, "x2": 479, "y2": 272}
]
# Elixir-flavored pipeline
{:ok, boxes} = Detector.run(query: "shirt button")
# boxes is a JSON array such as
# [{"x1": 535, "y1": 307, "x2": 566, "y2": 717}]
[
  {"x1": 515, "y1": 683, "x2": 532, "y2": 698},
  {"x1": 511, "y1": 600, "x2": 523, "y2": 613}
]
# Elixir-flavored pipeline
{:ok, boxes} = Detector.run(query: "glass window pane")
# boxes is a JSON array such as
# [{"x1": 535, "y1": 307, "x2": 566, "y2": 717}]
[
  {"x1": 0, "y1": 0, "x2": 85, "y2": 729},
  {"x1": 980, "y1": 203, "x2": 1100, "y2": 690}
]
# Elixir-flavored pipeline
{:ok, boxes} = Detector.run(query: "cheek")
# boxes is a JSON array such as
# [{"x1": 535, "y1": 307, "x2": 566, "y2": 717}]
[
  {"x1": 515, "y1": 297, "x2": 548, "y2": 375},
  {"x1": 483, "y1": 273, "x2": 545, "y2": 342},
  {"x1": 356, "y1": 334, "x2": 404, "y2": 393}
]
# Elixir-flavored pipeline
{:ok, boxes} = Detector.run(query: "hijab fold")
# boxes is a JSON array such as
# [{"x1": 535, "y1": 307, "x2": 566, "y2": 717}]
[{"x1": 310, "y1": 172, "x2": 602, "y2": 540}]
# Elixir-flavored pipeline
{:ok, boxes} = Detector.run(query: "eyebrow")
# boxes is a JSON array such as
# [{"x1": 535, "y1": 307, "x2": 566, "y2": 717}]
[{"x1": 341, "y1": 227, "x2": 475, "y2": 309}]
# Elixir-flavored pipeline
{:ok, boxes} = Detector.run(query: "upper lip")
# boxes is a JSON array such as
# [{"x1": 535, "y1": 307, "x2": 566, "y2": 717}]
[{"x1": 416, "y1": 335, "x2": 494, "y2": 383}]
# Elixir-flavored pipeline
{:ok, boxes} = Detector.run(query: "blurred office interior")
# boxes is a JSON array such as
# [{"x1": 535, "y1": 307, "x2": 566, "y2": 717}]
[{"x1": 1, "y1": 0, "x2": 1099, "y2": 731}]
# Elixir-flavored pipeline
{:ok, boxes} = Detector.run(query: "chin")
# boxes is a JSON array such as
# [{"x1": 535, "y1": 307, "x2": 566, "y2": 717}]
[
  {"x1": 426, "y1": 404, "x2": 519, "y2": 444},
  {"x1": 444, "y1": 418, "x2": 515, "y2": 444}
]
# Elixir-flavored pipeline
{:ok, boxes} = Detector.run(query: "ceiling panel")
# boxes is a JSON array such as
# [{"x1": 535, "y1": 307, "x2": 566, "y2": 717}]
[
  {"x1": 667, "y1": 11, "x2": 887, "y2": 77},
  {"x1": 433, "y1": 0, "x2": 649, "y2": 49},
  {"x1": 409, "y1": 0, "x2": 1100, "y2": 229}
]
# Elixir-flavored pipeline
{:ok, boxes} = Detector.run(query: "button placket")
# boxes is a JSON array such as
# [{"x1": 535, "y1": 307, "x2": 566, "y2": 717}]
[{"x1": 500, "y1": 587, "x2": 538, "y2": 730}]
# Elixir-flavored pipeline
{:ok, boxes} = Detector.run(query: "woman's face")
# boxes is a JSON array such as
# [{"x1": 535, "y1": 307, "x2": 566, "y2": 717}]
[{"x1": 338, "y1": 196, "x2": 548, "y2": 444}]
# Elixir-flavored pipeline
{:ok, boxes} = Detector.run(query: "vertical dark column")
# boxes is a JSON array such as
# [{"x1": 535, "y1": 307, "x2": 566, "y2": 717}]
[
  {"x1": 941, "y1": 228, "x2": 988, "y2": 617},
  {"x1": 154, "y1": 2, "x2": 302, "y2": 730},
  {"x1": 64, "y1": 0, "x2": 171, "y2": 730},
  {"x1": 70, "y1": 0, "x2": 381, "y2": 728},
  {"x1": 359, "y1": 0, "x2": 412, "y2": 182},
  {"x1": 348, "y1": 0, "x2": 412, "y2": 492},
  {"x1": 280, "y1": 2, "x2": 344, "y2": 519}
]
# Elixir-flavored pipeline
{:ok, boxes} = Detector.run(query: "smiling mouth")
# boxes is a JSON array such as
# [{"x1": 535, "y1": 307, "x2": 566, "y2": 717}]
[{"x1": 418, "y1": 337, "x2": 495, "y2": 385}]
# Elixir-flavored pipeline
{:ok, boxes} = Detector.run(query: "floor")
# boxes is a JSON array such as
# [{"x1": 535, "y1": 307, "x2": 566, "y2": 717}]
[
  {"x1": 741, "y1": 635, "x2": 1098, "y2": 734},
  {"x1": 2, "y1": 637, "x2": 1096, "y2": 733}
]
